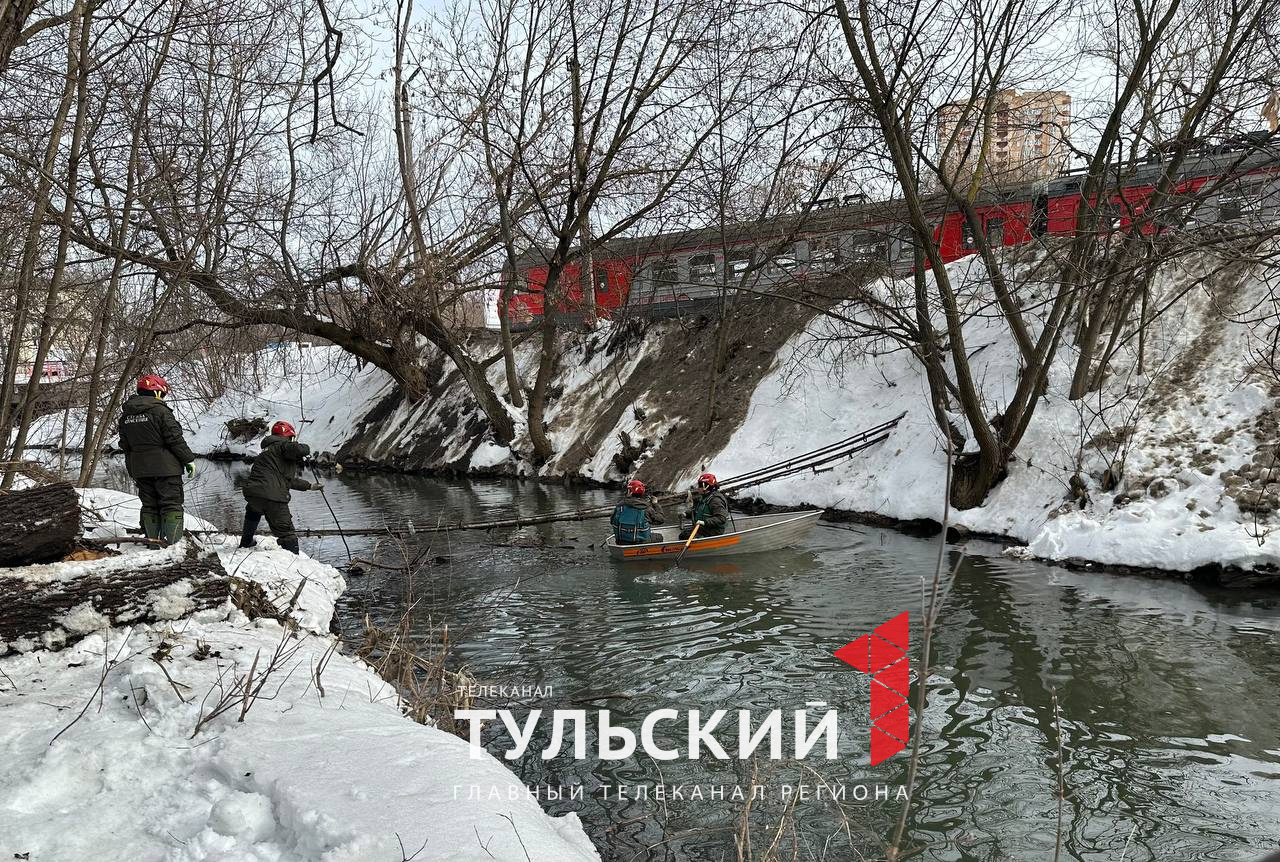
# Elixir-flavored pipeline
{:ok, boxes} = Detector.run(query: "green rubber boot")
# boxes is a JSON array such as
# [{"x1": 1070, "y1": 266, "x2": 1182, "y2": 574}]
[
  {"x1": 141, "y1": 512, "x2": 162, "y2": 543},
  {"x1": 160, "y1": 511, "x2": 185, "y2": 546}
]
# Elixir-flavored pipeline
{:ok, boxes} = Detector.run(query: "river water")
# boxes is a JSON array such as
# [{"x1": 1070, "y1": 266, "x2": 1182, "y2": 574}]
[{"x1": 96, "y1": 459, "x2": 1280, "y2": 860}]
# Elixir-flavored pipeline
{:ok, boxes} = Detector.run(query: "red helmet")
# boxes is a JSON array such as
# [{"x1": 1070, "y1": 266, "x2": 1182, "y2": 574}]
[
  {"x1": 272, "y1": 420, "x2": 297, "y2": 438},
  {"x1": 697, "y1": 472, "x2": 718, "y2": 489},
  {"x1": 137, "y1": 374, "x2": 170, "y2": 394},
  {"x1": 627, "y1": 479, "x2": 646, "y2": 496}
]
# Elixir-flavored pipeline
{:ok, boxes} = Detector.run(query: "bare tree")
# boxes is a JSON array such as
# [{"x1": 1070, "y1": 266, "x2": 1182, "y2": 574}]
[
  {"x1": 820, "y1": 0, "x2": 1280, "y2": 507},
  {"x1": 425, "y1": 0, "x2": 794, "y2": 462}
]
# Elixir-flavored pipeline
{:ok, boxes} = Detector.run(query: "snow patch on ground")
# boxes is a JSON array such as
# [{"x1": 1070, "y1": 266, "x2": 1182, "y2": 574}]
[
  {"x1": 0, "y1": 490, "x2": 600, "y2": 862},
  {"x1": 79, "y1": 487, "x2": 218, "y2": 537}
]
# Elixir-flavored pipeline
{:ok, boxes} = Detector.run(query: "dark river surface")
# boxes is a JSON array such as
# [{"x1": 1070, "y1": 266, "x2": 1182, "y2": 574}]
[{"x1": 96, "y1": 459, "x2": 1280, "y2": 860}]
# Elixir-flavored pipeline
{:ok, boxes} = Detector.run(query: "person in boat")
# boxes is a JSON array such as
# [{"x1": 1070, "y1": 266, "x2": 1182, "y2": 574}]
[
  {"x1": 238, "y1": 421, "x2": 323, "y2": 554},
  {"x1": 118, "y1": 374, "x2": 196, "y2": 546},
  {"x1": 680, "y1": 472, "x2": 729, "y2": 539},
  {"x1": 611, "y1": 479, "x2": 665, "y2": 544}
]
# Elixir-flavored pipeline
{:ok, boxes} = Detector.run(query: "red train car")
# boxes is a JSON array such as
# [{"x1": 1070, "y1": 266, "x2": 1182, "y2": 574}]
[
  {"x1": 510, "y1": 259, "x2": 632, "y2": 321},
  {"x1": 506, "y1": 138, "x2": 1280, "y2": 325}
]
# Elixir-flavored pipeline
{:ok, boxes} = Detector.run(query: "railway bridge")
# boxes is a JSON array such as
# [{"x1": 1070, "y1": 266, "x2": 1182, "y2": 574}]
[{"x1": 5, "y1": 379, "x2": 90, "y2": 421}]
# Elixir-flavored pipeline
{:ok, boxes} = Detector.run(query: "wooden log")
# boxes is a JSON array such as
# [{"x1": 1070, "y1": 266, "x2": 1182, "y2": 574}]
[
  {"x1": 0, "y1": 552, "x2": 229, "y2": 653},
  {"x1": 0, "y1": 459, "x2": 63, "y2": 485},
  {"x1": 0, "y1": 481, "x2": 81, "y2": 567}
]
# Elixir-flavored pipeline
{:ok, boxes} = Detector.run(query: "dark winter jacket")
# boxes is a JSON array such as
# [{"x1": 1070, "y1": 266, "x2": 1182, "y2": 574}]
[
  {"x1": 118, "y1": 394, "x2": 196, "y2": 479},
  {"x1": 242, "y1": 435, "x2": 312, "y2": 503},
  {"x1": 685, "y1": 489, "x2": 730, "y2": 535},
  {"x1": 611, "y1": 495, "x2": 665, "y2": 544}
]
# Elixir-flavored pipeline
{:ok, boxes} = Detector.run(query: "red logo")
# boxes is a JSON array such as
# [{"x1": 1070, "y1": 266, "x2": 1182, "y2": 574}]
[{"x1": 834, "y1": 612, "x2": 910, "y2": 765}]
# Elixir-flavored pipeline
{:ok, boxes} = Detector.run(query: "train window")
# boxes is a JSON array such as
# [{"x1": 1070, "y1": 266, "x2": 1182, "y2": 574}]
[
  {"x1": 1032, "y1": 194, "x2": 1049, "y2": 237},
  {"x1": 961, "y1": 220, "x2": 975, "y2": 249},
  {"x1": 727, "y1": 250, "x2": 751, "y2": 281},
  {"x1": 1155, "y1": 194, "x2": 1194, "y2": 230},
  {"x1": 1261, "y1": 179, "x2": 1280, "y2": 217},
  {"x1": 1093, "y1": 198, "x2": 1120, "y2": 230},
  {"x1": 849, "y1": 233, "x2": 886, "y2": 262},
  {"x1": 1224, "y1": 179, "x2": 1270, "y2": 221},
  {"x1": 808, "y1": 236, "x2": 840, "y2": 271},
  {"x1": 652, "y1": 259, "x2": 679, "y2": 287},
  {"x1": 689, "y1": 254, "x2": 716, "y2": 284},
  {"x1": 986, "y1": 217, "x2": 1004, "y2": 246},
  {"x1": 771, "y1": 244, "x2": 800, "y2": 274},
  {"x1": 891, "y1": 227, "x2": 917, "y2": 261}
]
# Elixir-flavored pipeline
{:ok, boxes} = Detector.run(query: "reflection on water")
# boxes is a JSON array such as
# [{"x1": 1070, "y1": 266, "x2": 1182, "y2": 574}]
[
  {"x1": 628, "y1": 547, "x2": 818, "y2": 582},
  {"x1": 93, "y1": 459, "x2": 1280, "y2": 860}
]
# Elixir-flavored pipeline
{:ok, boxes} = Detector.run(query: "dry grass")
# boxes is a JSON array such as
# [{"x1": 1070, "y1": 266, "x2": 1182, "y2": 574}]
[
  {"x1": 353, "y1": 561, "x2": 477, "y2": 735},
  {"x1": 229, "y1": 576, "x2": 289, "y2": 622}
]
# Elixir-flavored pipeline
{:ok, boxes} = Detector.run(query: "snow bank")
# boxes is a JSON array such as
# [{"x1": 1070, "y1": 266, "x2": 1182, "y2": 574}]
[
  {"x1": 186, "y1": 345, "x2": 394, "y2": 459},
  {"x1": 703, "y1": 250, "x2": 1280, "y2": 573},
  {"x1": 23, "y1": 244, "x2": 1280, "y2": 575},
  {"x1": 0, "y1": 491, "x2": 599, "y2": 862},
  {"x1": 79, "y1": 486, "x2": 219, "y2": 537}
]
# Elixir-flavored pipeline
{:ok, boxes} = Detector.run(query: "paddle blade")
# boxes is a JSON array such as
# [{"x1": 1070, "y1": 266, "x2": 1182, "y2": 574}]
[{"x1": 674, "y1": 523, "x2": 701, "y2": 567}]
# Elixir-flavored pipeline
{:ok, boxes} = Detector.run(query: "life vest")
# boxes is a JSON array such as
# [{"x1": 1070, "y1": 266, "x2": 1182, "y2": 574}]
[
  {"x1": 612, "y1": 501, "x2": 652, "y2": 544},
  {"x1": 692, "y1": 491, "x2": 726, "y2": 523}
]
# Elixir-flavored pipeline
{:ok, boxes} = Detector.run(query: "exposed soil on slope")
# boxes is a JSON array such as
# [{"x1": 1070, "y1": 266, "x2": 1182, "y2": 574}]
[
  {"x1": 335, "y1": 350, "x2": 489, "y2": 472},
  {"x1": 552, "y1": 289, "x2": 825, "y2": 491}
]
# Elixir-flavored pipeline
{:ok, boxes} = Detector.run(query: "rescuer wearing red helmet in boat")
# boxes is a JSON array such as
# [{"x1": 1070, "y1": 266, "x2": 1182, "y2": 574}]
[
  {"x1": 238, "y1": 420, "x2": 323, "y2": 554},
  {"x1": 680, "y1": 473, "x2": 729, "y2": 539},
  {"x1": 610, "y1": 479, "x2": 665, "y2": 544},
  {"x1": 118, "y1": 374, "x2": 197, "y2": 545}
]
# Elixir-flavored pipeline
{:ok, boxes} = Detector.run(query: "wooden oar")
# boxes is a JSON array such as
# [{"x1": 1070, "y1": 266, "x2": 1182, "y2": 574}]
[{"x1": 675, "y1": 522, "x2": 702, "y2": 567}]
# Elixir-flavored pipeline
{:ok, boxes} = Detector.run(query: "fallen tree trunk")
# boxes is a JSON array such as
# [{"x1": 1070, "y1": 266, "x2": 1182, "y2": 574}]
[
  {"x1": 0, "y1": 481, "x2": 80, "y2": 567},
  {"x1": 0, "y1": 552, "x2": 229, "y2": 653}
]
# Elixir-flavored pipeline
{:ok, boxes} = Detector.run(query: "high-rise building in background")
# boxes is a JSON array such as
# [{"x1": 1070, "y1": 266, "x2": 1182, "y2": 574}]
[{"x1": 936, "y1": 89, "x2": 1071, "y2": 189}]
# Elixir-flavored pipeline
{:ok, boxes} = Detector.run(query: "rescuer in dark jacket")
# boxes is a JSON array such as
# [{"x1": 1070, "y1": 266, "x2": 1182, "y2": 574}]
[
  {"x1": 238, "y1": 420, "x2": 322, "y2": 554},
  {"x1": 679, "y1": 472, "x2": 730, "y2": 539},
  {"x1": 611, "y1": 479, "x2": 665, "y2": 544},
  {"x1": 118, "y1": 374, "x2": 196, "y2": 545}
]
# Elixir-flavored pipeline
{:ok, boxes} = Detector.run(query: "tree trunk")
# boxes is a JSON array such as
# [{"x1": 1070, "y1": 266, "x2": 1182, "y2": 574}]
[
  {"x1": 0, "y1": 481, "x2": 81, "y2": 567},
  {"x1": 4, "y1": 0, "x2": 94, "y2": 486},
  {"x1": 950, "y1": 449, "x2": 1006, "y2": 510},
  {"x1": 450, "y1": 350, "x2": 517, "y2": 446},
  {"x1": 0, "y1": 0, "x2": 38, "y2": 75},
  {"x1": 498, "y1": 281, "x2": 524, "y2": 408},
  {"x1": 0, "y1": 0, "x2": 83, "y2": 468},
  {"x1": 0, "y1": 551, "x2": 229, "y2": 652},
  {"x1": 527, "y1": 256, "x2": 572, "y2": 463},
  {"x1": 527, "y1": 314, "x2": 559, "y2": 463}
]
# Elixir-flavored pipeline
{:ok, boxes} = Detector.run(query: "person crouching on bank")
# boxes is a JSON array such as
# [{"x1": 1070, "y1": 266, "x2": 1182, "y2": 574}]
[{"x1": 238, "y1": 421, "x2": 323, "y2": 554}]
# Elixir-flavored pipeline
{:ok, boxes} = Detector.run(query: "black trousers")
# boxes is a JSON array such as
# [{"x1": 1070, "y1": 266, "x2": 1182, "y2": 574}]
[
  {"x1": 244, "y1": 495, "x2": 296, "y2": 541},
  {"x1": 135, "y1": 475, "x2": 184, "y2": 517},
  {"x1": 679, "y1": 522, "x2": 724, "y2": 540}
]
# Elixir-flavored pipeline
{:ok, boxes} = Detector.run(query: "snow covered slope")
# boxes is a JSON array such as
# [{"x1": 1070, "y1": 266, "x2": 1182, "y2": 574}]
[
  {"x1": 702, "y1": 250, "x2": 1280, "y2": 574},
  {"x1": 22, "y1": 244, "x2": 1280, "y2": 575},
  {"x1": 0, "y1": 492, "x2": 599, "y2": 862}
]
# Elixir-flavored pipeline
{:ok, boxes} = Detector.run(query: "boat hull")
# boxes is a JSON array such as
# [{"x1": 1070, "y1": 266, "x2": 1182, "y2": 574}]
[{"x1": 605, "y1": 511, "x2": 822, "y2": 561}]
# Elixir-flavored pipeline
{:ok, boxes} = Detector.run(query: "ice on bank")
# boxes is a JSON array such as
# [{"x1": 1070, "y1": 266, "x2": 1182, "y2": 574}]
[{"x1": 0, "y1": 490, "x2": 599, "y2": 862}]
